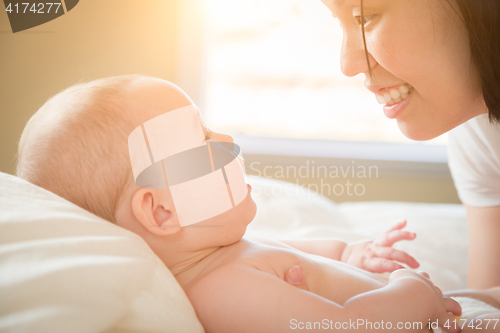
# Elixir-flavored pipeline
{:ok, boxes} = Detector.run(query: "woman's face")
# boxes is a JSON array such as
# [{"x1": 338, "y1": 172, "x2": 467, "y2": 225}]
[{"x1": 321, "y1": 0, "x2": 486, "y2": 140}]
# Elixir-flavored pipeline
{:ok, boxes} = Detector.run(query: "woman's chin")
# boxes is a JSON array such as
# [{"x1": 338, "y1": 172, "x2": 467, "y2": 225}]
[{"x1": 397, "y1": 120, "x2": 445, "y2": 141}]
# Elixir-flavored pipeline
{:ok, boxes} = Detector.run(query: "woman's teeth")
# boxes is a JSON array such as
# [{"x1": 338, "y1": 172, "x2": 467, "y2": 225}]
[{"x1": 375, "y1": 84, "x2": 412, "y2": 105}]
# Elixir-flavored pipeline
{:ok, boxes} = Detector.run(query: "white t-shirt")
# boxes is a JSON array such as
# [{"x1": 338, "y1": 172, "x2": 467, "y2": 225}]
[{"x1": 448, "y1": 114, "x2": 500, "y2": 207}]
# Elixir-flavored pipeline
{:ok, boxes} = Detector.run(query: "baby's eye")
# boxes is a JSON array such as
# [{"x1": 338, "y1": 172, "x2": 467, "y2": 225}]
[{"x1": 354, "y1": 15, "x2": 373, "y2": 26}]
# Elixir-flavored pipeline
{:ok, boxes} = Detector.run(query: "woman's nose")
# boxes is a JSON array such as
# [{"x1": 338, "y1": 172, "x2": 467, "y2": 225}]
[
  {"x1": 340, "y1": 30, "x2": 376, "y2": 77},
  {"x1": 210, "y1": 132, "x2": 234, "y2": 143}
]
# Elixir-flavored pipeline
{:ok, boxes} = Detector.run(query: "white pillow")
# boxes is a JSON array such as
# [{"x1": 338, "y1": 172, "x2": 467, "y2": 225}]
[{"x1": 0, "y1": 172, "x2": 203, "y2": 333}]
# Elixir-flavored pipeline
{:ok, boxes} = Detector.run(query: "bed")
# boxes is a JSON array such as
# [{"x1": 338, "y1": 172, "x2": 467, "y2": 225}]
[{"x1": 0, "y1": 172, "x2": 468, "y2": 332}]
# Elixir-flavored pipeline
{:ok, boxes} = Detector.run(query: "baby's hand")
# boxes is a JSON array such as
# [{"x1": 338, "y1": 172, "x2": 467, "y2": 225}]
[
  {"x1": 341, "y1": 220, "x2": 420, "y2": 273},
  {"x1": 390, "y1": 270, "x2": 462, "y2": 333}
]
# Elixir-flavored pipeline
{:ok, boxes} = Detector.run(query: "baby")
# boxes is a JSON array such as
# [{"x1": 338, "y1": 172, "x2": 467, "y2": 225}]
[{"x1": 17, "y1": 75, "x2": 500, "y2": 333}]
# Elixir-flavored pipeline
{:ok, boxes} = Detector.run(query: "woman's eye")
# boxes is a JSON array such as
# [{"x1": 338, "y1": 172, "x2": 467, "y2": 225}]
[{"x1": 354, "y1": 15, "x2": 373, "y2": 26}]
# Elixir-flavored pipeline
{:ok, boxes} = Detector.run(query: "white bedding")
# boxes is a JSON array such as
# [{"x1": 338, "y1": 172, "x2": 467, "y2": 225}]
[
  {"x1": 0, "y1": 172, "x2": 468, "y2": 332},
  {"x1": 0, "y1": 172, "x2": 203, "y2": 333}
]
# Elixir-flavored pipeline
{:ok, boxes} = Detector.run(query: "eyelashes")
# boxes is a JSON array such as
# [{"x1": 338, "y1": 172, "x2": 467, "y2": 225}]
[
  {"x1": 354, "y1": 15, "x2": 374, "y2": 26},
  {"x1": 332, "y1": 14, "x2": 375, "y2": 28}
]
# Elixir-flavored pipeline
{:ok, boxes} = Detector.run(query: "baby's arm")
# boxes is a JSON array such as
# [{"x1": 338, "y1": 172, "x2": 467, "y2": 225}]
[
  {"x1": 279, "y1": 221, "x2": 419, "y2": 273},
  {"x1": 277, "y1": 238, "x2": 348, "y2": 260},
  {"x1": 186, "y1": 265, "x2": 458, "y2": 333}
]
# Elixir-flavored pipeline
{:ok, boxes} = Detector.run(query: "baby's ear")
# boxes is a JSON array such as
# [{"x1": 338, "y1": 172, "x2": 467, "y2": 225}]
[{"x1": 131, "y1": 189, "x2": 181, "y2": 236}]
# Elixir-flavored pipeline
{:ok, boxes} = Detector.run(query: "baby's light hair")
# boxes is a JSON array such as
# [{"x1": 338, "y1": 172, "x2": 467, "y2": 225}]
[{"x1": 17, "y1": 75, "x2": 146, "y2": 222}]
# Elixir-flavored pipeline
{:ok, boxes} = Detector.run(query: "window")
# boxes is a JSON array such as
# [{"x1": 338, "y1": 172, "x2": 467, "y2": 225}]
[{"x1": 181, "y1": 0, "x2": 447, "y2": 149}]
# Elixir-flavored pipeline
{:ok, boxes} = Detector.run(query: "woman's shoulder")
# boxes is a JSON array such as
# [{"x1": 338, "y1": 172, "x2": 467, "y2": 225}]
[
  {"x1": 449, "y1": 114, "x2": 500, "y2": 155},
  {"x1": 448, "y1": 114, "x2": 500, "y2": 207}
]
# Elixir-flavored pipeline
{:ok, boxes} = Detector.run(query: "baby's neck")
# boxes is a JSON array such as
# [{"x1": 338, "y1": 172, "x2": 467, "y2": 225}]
[{"x1": 166, "y1": 245, "x2": 222, "y2": 277}]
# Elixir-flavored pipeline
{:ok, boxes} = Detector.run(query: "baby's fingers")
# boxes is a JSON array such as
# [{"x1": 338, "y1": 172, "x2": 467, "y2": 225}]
[
  {"x1": 386, "y1": 220, "x2": 407, "y2": 233},
  {"x1": 444, "y1": 297, "x2": 462, "y2": 317},
  {"x1": 373, "y1": 247, "x2": 420, "y2": 268},
  {"x1": 365, "y1": 258, "x2": 404, "y2": 273},
  {"x1": 375, "y1": 230, "x2": 417, "y2": 247}
]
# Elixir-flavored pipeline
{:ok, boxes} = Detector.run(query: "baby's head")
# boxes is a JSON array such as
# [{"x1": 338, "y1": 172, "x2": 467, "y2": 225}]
[{"x1": 17, "y1": 75, "x2": 256, "y2": 252}]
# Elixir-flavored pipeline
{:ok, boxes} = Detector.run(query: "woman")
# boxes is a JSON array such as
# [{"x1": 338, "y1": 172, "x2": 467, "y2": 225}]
[{"x1": 285, "y1": 0, "x2": 500, "y2": 329}]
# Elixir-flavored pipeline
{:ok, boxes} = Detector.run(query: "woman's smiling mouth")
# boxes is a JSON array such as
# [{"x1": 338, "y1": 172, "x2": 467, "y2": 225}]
[{"x1": 374, "y1": 83, "x2": 413, "y2": 106}]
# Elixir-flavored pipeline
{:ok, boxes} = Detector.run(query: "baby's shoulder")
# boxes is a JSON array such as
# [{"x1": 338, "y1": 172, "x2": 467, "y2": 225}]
[
  {"x1": 185, "y1": 260, "x2": 258, "y2": 301},
  {"x1": 186, "y1": 238, "x2": 298, "y2": 295},
  {"x1": 242, "y1": 236, "x2": 295, "y2": 250}
]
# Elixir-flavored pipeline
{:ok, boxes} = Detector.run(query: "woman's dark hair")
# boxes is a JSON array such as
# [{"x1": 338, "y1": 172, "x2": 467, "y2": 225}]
[{"x1": 360, "y1": 0, "x2": 500, "y2": 123}]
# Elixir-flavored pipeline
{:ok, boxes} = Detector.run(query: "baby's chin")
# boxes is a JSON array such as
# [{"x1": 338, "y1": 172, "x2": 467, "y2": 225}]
[
  {"x1": 241, "y1": 184, "x2": 257, "y2": 223},
  {"x1": 219, "y1": 190, "x2": 257, "y2": 239},
  {"x1": 196, "y1": 189, "x2": 255, "y2": 225},
  {"x1": 230, "y1": 193, "x2": 256, "y2": 226},
  {"x1": 224, "y1": 183, "x2": 256, "y2": 221}
]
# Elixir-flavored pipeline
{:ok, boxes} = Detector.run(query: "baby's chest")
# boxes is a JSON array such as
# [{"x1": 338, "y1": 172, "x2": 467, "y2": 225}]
[
  {"x1": 232, "y1": 244, "x2": 330, "y2": 295},
  {"x1": 231, "y1": 242, "x2": 386, "y2": 304},
  {"x1": 244, "y1": 248, "x2": 311, "y2": 278}
]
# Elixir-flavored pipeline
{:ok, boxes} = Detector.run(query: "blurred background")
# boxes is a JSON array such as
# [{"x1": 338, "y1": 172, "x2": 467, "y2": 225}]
[{"x1": 0, "y1": 0, "x2": 460, "y2": 203}]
